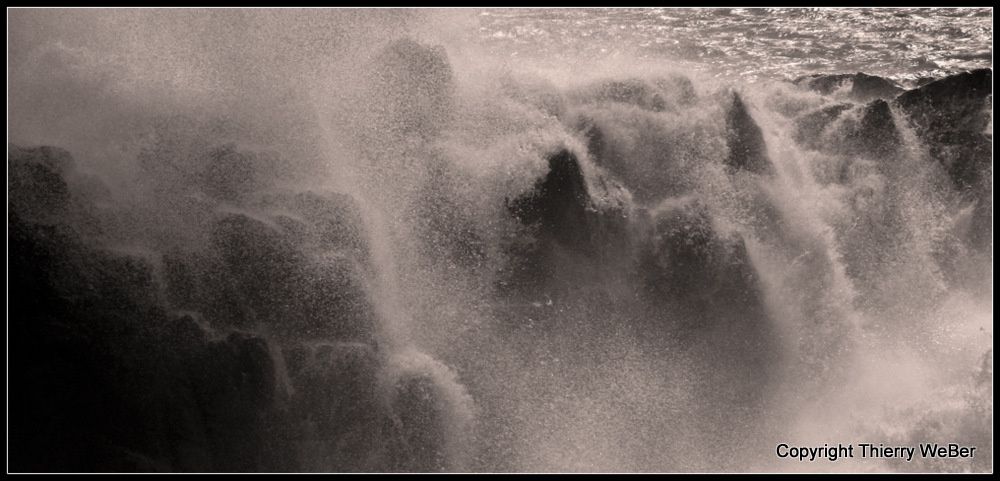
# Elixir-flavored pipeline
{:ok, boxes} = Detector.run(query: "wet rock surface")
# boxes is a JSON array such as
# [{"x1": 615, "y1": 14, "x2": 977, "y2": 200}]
[
  {"x1": 504, "y1": 148, "x2": 632, "y2": 297},
  {"x1": 896, "y1": 69, "x2": 992, "y2": 251},
  {"x1": 795, "y1": 72, "x2": 904, "y2": 102},
  {"x1": 725, "y1": 93, "x2": 772, "y2": 175},
  {"x1": 8, "y1": 145, "x2": 458, "y2": 472}
]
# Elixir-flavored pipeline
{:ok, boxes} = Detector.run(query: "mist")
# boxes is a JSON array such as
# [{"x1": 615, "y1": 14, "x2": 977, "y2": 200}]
[{"x1": 7, "y1": 8, "x2": 992, "y2": 473}]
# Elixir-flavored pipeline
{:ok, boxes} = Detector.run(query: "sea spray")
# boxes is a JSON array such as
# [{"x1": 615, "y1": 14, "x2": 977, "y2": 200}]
[{"x1": 7, "y1": 9, "x2": 992, "y2": 473}]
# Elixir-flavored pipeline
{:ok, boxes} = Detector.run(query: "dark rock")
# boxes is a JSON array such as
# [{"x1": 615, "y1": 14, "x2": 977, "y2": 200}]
[
  {"x1": 848, "y1": 99, "x2": 902, "y2": 158},
  {"x1": 8, "y1": 143, "x2": 75, "y2": 173},
  {"x1": 725, "y1": 93, "x2": 772, "y2": 175},
  {"x1": 794, "y1": 99, "x2": 902, "y2": 165},
  {"x1": 795, "y1": 72, "x2": 904, "y2": 102},
  {"x1": 210, "y1": 213, "x2": 305, "y2": 319},
  {"x1": 271, "y1": 214, "x2": 312, "y2": 243},
  {"x1": 8, "y1": 209, "x2": 187, "y2": 472},
  {"x1": 896, "y1": 69, "x2": 992, "y2": 195},
  {"x1": 10, "y1": 211, "x2": 161, "y2": 321},
  {"x1": 162, "y1": 315, "x2": 211, "y2": 354},
  {"x1": 148, "y1": 325, "x2": 296, "y2": 472},
  {"x1": 8, "y1": 144, "x2": 74, "y2": 221},
  {"x1": 162, "y1": 249, "x2": 248, "y2": 329},
  {"x1": 367, "y1": 38, "x2": 455, "y2": 139},
  {"x1": 290, "y1": 342, "x2": 393, "y2": 472},
  {"x1": 652, "y1": 73, "x2": 698, "y2": 107},
  {"x1": 569, "y1": 76, "x2": 698, "y2": 201},
  {"x1": 569, "y1": 76, "x2": 697, "y2": 200},
  {"x1": 164, "y1": 212, "x2": 376, "y2": 342},
  {"x1": 584, "y1": 78, "x2": 668, "y2": 112},
  {"x1": 392, "y1": 373, "x2": 448, "y2": 472},
  {"x1": 288, "y1": 256, "x2": 377, "y2": 342},
  {"x1": 638, "y1": 200, "x2": 764, "y2": 314},
  {"x1": 414, "y1": 157, "x2": 488, "y2": 269},
  {"x1": 926, "y1": 130, "x2": 991, "y2": 192},
  {"x1": 189, "y1": 331, "x2": 293, "y2": 472},
  {"x1": 577, "y1": 115, "x2": 607, "y2": 167},
  {"x1": 508, "y1": 149, "x2": 597, "y2": 249},
  {"x1": 201, "y1": 144, "x2": 277, "y2": 202},
  {"x1": 7, "y1": 152, "x2": 389, "y2": 472},
  {"x1": 635, "y1": 198, "x2": 777, "y2": 436},
  {"x1": 574, "y1": 113, "x2": 690, "y2": 202},
  {"x1": 503, "y1": 148, "x2": 632, "y2": 298},
  {"x1": 285, "y1": 190, "x2": 368, "y2": 255},
  {"x1": 896, "y1": 68, "x2": 992, "y2": 136},
  {"x1": 208, "y1": 213, "x2": 376, "y2": 342},
  {"x1": 793, "y1": 103, "x2": 853, "y2": 150},
  {"x1": 508, "y1": 149, "x2": 630, "y2": 254}
]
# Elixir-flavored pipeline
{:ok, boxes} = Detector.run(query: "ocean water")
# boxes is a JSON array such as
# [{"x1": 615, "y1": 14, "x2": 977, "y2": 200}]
[
  {"x1": 7, "y1": 8, "x2": 993, "y2": 473},
  {"x1": 478, "y1": 8, "x2": 993, "y2": 84}
]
